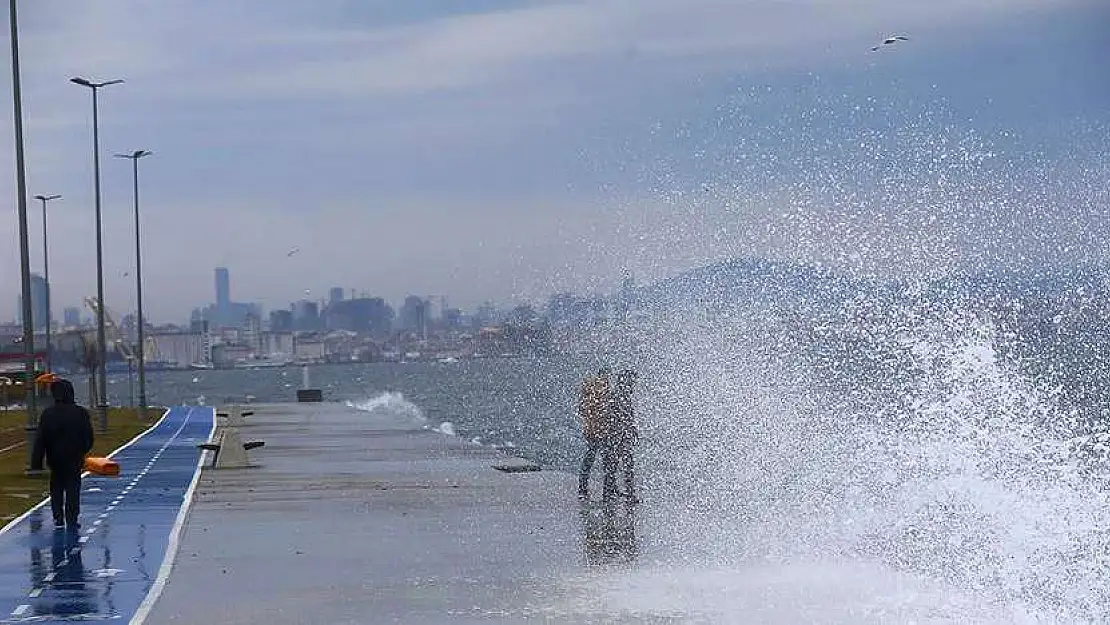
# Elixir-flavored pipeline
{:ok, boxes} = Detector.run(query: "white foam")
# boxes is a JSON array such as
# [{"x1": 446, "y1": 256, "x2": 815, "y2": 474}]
[
  {"x1": 345, "y1": 392, "x2": 427, "y2": 426},
  {"x1": 620, "y1": 304, "x2": 1110, "y2": 622},
  {"x1": 558, "y1": 561, "x2": 1040, "y2": 625}
]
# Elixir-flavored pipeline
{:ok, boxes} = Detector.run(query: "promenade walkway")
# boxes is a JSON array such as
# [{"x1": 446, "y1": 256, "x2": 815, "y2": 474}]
[{"x1": 141, "y1": 403, "x2": 638, "y2": 624}]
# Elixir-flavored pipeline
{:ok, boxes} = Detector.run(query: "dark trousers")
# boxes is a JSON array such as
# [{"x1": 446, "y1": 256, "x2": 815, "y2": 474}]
[
  {"x1": 49, "y1": 470, "x2": 81, "y2": 526},
  {"x1": 614, "y1": 439, "x2": 635, "y2": 495},
  {"x1": 579, "y1": 439, "x2": 617, "y2": 499}
]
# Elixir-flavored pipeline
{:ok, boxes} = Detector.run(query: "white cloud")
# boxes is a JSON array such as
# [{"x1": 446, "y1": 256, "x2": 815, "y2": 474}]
[
  {"x1": 10, "y1": 0, "x2": 1074, "y2": 107},
  {"x1": 196, "y1": 0, "x2": 1088, "y2": 101}
]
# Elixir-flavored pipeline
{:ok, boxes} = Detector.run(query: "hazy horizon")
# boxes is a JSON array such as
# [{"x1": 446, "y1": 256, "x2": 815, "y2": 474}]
[{"x1": 2, "y1": 0, "x2": 1108, "y2": 323}]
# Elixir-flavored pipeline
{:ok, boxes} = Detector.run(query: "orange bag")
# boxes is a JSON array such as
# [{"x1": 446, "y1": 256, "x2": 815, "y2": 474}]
[{"x1": 84, "y1": 456, "x2": 120, "y2": 477}]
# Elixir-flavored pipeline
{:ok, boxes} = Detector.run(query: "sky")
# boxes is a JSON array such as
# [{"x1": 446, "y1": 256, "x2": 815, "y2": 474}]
[{"x1": 0, "y1": 0, "x2": 1108, "y2": 323}]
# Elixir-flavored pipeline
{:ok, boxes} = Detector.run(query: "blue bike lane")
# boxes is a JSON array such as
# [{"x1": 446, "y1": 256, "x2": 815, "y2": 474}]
[{"x1": 0, "y1": 406, "x2": 214, "y2": 624}]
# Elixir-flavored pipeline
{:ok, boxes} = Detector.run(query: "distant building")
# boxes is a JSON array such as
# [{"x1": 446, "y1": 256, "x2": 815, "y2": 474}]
[
  {"x1": 17, "y1": 274, "x2": 49, "y2": 330},
  {"x1": 242, "y1": 312, "x2": 263, "y2": 354},
  {"x1": 442, "y1": 308, "x2": 462, "y2": 330},
  {"x1": 215, "y1": 267, "x2": 230, "y2": 310},
  {"x1": 292, "y1": 300, "x2": 320, "y2": 331},
  {"x1": 150, "y1": 332, "x2": 205, "y2": 368},
  {"x1": 269, "y1": 309, "x2": 294, "y2": 332},
  {"x1": 329, "y1": 287, "x2": 345, "y2": 305},
  {"x1": 260, "y1": 331, "x2": 295, "y2": 358},
  {"x1": 293, "y1": 335, "x2": 326, "y2": 362},
  {"x1": 63, "y1": 307, "x2": 81, "y2": 328},
  {"x1": 474, "y1": 301, "x2": 498, "y2": 328},
  {"x1": 206, "y1": 267, "x2": 259, "y2": 328},
  {"x1": 400, "y1": 296, "x2": 428, "y2": 334},
  {"x1": 211, "y1": 343, "x2": 254, "y2": 368},
  {"x1": 324, "y1": 297, "x2": 394, "y2": 335},
  {"x1": 32, "y1": 275, "x2": 48, "y2": 330},
  {"x1": 188, "y1": 312, "x2": 208, "y2": 334}
]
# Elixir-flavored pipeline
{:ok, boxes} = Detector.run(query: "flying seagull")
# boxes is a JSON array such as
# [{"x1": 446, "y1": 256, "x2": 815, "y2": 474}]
[
  {"x1": 871, "y1": 35, "x2": 909, "y2": 51},
  {"x1": 287, "y1": 247, "x2": 300, "y2": 257}
]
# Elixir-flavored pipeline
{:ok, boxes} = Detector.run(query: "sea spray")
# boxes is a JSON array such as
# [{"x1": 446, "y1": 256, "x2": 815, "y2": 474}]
[
  {"x1": 345, "y1": 392, "x2": 427, "y2": 427},
  {"x1": 563, "y1": 294, "x2": 1110, "y2": 623}
]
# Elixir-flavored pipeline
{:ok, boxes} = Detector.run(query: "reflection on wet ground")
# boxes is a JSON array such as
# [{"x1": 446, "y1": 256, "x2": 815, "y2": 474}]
[
  {"x1": 0, "y1": 407, "x2": 213, "y2": 624},
  {"x1": 26, "y1": 521, "x2": 98, "y2": 620},
  {"x1": 581, "y1": 500, "x2": 639, "y2": 566}
]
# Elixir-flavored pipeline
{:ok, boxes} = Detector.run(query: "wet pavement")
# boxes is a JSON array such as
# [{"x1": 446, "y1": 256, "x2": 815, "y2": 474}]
[
  {"x1": 141, "y1": 402, "x2": 645, "y2": 624},
  {"x1": 0, "y1": 406, "x2": 215, "y2": 624},
  {"x1": 3, "y1": 401, "x2": 1012, "y2": 623}
]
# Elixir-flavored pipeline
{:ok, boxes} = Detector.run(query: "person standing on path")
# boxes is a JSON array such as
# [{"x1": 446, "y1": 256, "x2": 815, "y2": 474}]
[
  {"x1": 578, "y1": 366, "x2": 618, "y2": 501},
  {"x1": 31, "y1": 379, "x2": 95, "y2": 530},
  {"x1": 611, "y1": 369, "x2": 639, "y2": 504}
]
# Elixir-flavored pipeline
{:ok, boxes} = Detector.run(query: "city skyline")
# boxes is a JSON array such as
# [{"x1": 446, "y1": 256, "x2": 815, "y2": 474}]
[
  {"x1": 2, "y1": 1, "x2": 1107, "y2": 323},
  {"x1": 3, "y1": 262, "x2": 626, "y2": 328}
]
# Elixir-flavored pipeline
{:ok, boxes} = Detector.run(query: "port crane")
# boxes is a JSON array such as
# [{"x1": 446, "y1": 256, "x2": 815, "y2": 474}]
[{"x1": 82, "y1": 297, "x2": 159, "y2": 362}]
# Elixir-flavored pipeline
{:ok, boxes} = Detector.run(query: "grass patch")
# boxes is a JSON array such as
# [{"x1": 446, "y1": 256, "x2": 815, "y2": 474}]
[{"x1": 0, "y1": 407, "x2": 161, "y2": 525}]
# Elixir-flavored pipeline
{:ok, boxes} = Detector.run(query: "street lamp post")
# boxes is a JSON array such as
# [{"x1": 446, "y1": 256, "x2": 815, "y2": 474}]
[
  {"x1": 34, "y1": 194, "x2": 61, "y2": 373},
  {"x1": 115, "y1": 150, "x2": 151, "y2": 420},
  {"x1": 9, "y1": 0, "x2": 38, "y2": 468},
  {"x1": 71, "y1": 76, "x2": 123, "y2": 432}
]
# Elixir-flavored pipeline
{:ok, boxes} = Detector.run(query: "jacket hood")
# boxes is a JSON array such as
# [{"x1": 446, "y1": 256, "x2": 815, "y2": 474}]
[{"x1": 50, "y1": 379, "x2": 76, "y2": 403}]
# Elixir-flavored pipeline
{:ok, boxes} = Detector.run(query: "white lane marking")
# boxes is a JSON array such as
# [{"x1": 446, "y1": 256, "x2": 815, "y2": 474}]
[
  {"x1": 133, "y1": 406, "x2": 213, "y2": 625},
  {"x1": 11, "y1": 604, "x2": 29, "y2": 617},
  {"x1": 28, "y1": 588, "x2": 42, "y2": 598},
  {"x1": 43, "y1": 573, "x2": 54, "y2": 583}
]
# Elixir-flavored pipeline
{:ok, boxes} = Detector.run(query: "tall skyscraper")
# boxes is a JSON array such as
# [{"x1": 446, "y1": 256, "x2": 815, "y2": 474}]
[
  {"x1": 31, "y1": 274, "x2": 48, "y2": 330},
  {"x1": 215, "y1": 267, "x2": 231, "y2": 310},
  {"x1": 18, "y1": 274, "x2": 49, "y2": 330},
  {"x1": 329, "y1": 287, "x2": 345, "y2": 305},
  {"x1": 206, "y1": 267, "x2": 260, "y2": 329}
]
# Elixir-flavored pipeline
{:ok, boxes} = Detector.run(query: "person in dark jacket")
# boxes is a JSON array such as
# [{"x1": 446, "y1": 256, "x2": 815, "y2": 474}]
[
  {"x1": 31, "y1": 379, "x2": 94, "y2": 529},
  {"x1": 611, "y1": 370, "x2": 639, "y2": 503}
]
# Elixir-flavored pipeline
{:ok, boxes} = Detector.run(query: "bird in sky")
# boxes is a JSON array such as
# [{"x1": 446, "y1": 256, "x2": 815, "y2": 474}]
[
  {"x1": 871, "y1": 35, "x2": 909, "y2": 51},
  {"x1": 287, "y1": 247, "x2": 300, "y2": 257}
]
